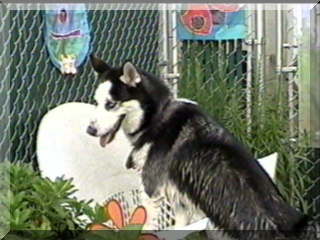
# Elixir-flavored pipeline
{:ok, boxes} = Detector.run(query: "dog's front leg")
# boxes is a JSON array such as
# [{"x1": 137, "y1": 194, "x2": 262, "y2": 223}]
[{"x1": 140, "y1": 189, "x2": 164, "y2": 231}]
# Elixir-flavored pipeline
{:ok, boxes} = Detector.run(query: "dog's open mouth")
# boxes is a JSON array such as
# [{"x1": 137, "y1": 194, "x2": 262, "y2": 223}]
[{"x1": 100, "y1": 114, "x2": 126, "y2": 147}]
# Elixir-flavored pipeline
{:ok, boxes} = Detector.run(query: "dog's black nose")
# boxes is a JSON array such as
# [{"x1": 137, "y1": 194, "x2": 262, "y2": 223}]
[{"x1": 87, "y1": 125, "x2": 97, "y2": 136}]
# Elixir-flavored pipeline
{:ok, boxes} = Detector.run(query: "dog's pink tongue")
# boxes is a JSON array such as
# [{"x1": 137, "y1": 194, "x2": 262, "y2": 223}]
[{"x1": 100, "y1": 134, "x2": 113, "y2": 147}]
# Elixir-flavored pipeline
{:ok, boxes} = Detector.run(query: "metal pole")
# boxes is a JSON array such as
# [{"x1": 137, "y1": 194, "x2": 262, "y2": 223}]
[
  {"x1": 160, "y1": 4, "x2": 169, "y2": 83},
  {"x1": 288, "y1": 71, "x2": 296, "y2": 138},
  {"x1": 257, "y1": 4, "x2": 265, "y2": 111},
  {"x1": 287, "y1": 6, "x2": 298, "y2": 138},
  {"x1": 276, "y1": 3, "x2": 284, "y2": 119},
  {"x1": 246, "y1": 4, "x2": 254, "y2": 136},
  {"x1": 171, "y1": 7, "x2": 179, "y2": 98},
  {"x1": 276, "y1": 5, "x2": 283, "y2": 79}
]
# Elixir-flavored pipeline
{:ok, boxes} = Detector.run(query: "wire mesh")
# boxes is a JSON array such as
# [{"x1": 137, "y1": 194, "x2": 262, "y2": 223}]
[
  {"x1": 0, "y1": 4, "x2": 10, "y2": 165},
  {"x1": 0, "y1": 4, "x2": 10, "y2": 238},
  {"x1": 178, "y1": 39, "x2": 248, "y2": 146},
  {"x1": 306, "y1": 4, "x2": 320, "y2": 222}
]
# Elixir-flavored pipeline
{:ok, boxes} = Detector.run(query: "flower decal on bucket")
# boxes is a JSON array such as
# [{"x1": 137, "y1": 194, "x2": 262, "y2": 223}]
[{"x1": 89, "y1": 199, "x2": 160, "y2": 240}]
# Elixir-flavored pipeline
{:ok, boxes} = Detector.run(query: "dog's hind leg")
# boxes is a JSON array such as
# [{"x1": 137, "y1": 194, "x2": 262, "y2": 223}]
[
  {"x1": 173, "y1": 202, "x2": 207, "y2": 230},
  {"x1": 173, "y1": 203, "x2": 192, "y2": 229}
]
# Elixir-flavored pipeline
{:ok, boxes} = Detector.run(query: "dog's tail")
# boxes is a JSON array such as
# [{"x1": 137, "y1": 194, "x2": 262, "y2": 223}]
[{"x1": 291, "y1": 215, "x2": 320, "y2": 239}]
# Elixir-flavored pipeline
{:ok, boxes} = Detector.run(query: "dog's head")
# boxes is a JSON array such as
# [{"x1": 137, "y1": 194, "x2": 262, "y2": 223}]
[{"x1": 87, "y1": 56, "x2": 171, "y2": 147}]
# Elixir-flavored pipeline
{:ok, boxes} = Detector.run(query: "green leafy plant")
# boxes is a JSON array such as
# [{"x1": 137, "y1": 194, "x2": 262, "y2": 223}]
[
  {"x1": 0, "y1": 161, "x2": 10, "y2": 239},
  {"x1": 6, "y1": 161, "x2": 108, "y2": 239}
]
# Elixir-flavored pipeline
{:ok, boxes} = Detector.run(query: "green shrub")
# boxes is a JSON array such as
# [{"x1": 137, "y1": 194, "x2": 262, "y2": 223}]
[{"x1": 5, "y1": 162, "x2": 107, "y2": 239}]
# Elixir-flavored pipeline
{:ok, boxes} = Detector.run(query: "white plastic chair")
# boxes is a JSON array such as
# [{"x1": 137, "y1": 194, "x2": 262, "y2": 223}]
[{"x1": 37, "y1": 102, "x2": 141, "y2": 204}]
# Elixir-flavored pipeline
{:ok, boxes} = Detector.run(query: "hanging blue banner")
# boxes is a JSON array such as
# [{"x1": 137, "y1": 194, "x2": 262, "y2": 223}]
[{"x1": 44, "y1": 4, "x2": 91, "y2": 75}]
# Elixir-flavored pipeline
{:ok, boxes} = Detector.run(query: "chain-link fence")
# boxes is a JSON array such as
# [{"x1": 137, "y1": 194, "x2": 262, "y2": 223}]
[
  {"x1": 0, "y1": 5, "x2": 159, "y2": 168},
  {"x1": 308, "y1": 3, "x2": 320, "y2": 222},
  {"x1": 1, "y1": 3, "x2": 319, "y2": 223}
]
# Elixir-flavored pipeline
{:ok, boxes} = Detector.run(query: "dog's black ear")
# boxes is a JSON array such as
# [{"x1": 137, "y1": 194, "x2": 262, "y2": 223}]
[
  {"x1": 90, "y1": 55, "x2": 111, "y2": 74},
  {"x1": 120, "y1": 61, "x2": 141, "y2": 87}
]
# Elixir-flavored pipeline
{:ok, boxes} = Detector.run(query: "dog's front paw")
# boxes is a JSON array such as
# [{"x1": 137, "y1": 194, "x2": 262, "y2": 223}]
[{"x1": 142, "y1": 222, "x2": 156, "y2": 231}]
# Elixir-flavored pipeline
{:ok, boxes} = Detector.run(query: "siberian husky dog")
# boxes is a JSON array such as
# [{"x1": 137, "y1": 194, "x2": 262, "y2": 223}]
[{"x1": 87, "y1": 56, "x2": 318, "y2": 239}]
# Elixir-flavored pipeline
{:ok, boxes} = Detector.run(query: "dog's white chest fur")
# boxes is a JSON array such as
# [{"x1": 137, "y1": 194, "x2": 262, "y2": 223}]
[
  {"x1": 121, "y1": 100, "x2": 144, "y2": 141},
  {"x1": 129, "y1": 143, "x2": 152, "y2": 173}
]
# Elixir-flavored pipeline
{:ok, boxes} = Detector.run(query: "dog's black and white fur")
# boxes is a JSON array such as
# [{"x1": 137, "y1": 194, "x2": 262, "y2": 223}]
[{"x1": 87, "y1": 56, "x2": 318, "y2": 239}]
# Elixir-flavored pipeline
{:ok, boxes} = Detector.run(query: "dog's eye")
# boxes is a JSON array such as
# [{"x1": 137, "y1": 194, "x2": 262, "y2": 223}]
[{"x1": 105, "y1": 100, "x2": 117, "y2": 110}]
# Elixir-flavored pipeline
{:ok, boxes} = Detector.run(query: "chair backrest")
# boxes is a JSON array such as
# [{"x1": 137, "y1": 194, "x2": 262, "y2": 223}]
[
  {"x1": 37, "y1": 102, "x2": 141, "y2": 204},
  {"x1": 257, "y1": 152, "x2": 278, "y2": 179}
]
